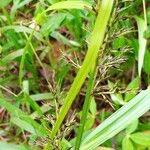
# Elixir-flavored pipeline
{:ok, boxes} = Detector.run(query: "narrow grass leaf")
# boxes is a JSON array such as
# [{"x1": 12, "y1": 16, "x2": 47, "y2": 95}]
[
  {"x1": 2, "y1": 49, "x2": 23, "y2": 64},
  {"x1": 45, "y1": 1, "x2": 92, "y2": 12},
  {"x1": 30, "y1": 104, "x2": 52, "y2": 119},
  {"x1": 0, "y1": 142, "x2": 28, "y2": 150},
  {"x1": 136, "y1": 17, "x2": 147, "y2": 77},
  {"x1": 75, "y1": 71, "x2": 95, "y2": 149},
  {"x1": 82, "y1": 89, "x2": 149, "y2": 144},
  {"x1": 81, "y1": 89, "x2": 149, "y2": 144},
  {"x1": 51, "y1": 31, "x2": 81, "y2": 47},
  {"x1": 24, "y1": 94, "x2": 43, "y2": 116},
  {"x1": 50, "y1": 0, "x2": 114, "y2": 139},
  {"x1": 0, "y1": 25, "x2": 44, "y2": 42},
  {"x1": 11, "y1": 0, "x2": 33, "y2": 20},
  {"x1": 80, "y1": 88, "x2": 150, "y2": 150},
  {"x1": 11, "y1": 117, "x2": 37, "y2": 135},
  {"x1": 30, "y1": 93, "x2": 54, "y2": 101},
  {"x1": 36, "y1": 1, "x2": 92, "y2": 24},
  {"x1": 0, "y1": 97, "x2": 48, "y2": 137},
  {"x1": 19, "y1": 30, "x2": 34, "y2": 86}
]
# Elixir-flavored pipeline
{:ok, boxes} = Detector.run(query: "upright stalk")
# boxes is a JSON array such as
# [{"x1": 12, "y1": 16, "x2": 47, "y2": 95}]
[{"x1": 75, "y1": 69, "x2": 96, "y2": 150}]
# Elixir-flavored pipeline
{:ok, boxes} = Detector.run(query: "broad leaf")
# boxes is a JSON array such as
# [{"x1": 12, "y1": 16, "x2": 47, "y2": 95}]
[
  {"x1": 130, "y1": 132, "x2": 150, "y2": 146},
  {"x1": 122, "y1": 136, "x2": 134, "y2": 150}
]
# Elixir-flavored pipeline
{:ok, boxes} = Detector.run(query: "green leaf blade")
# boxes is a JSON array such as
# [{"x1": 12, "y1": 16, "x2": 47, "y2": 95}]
[
  {"x1": 122, "y1": 136, "x2": 134, "y2": 150},
  {"x1": 130, "y1": 132, "x2": 150, "y2": 146},
  {"x1": 50, "y1": 0, "x2": 114, "y2": 139},
  {"x1": 0, "y1": 142, "x2": 28, "y2": 150},
  {"x1": 46, "y1": 1, "x2": 92, "y2": 11},
  {"x1": 136, "y1": 17, "x2": 147, "y2": 77},
  {"x1": 80, "y1": 88, "x2": 150, "y2": 150}
]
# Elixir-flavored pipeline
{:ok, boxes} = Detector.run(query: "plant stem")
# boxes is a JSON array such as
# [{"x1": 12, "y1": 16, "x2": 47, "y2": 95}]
[{"x1": 75, "y1": 69, "x2": 95, "y2": 150}]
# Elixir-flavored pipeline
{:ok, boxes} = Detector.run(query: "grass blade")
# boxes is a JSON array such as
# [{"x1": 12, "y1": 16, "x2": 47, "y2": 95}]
[
  {"x1": 75, "y1": 71, "x2": 95, "y2": 149},
  {"x1": 45, "y1": 1, "x2": 92, "y2": 12},
  {"x1": 80, "y1": 88, "x2": 150, "y2": 150},
  {"x1": 11, "y1": 117, "x2": 37, "y2": 135},
  {"x1": 0, "y1": 142, "x2": 28, "y2": 150},
  {"x1": 19, "y1": 29, "x2": 35, "y2": 86},
  {"x1": 30, "y1": 93, "x2": 54, "y2": 101},
  {"x1": 50, "y1": 0, "x2": 114, "y2": 139},
  {"x1": 0, "y1": 97, "x2": 48, "y2": 137},
  {"x1": 82, "y1": 89, "x2": 149, "y2": 143},
  {"x1": 24, "y1": 94, "x2": 43, "y2": 116},
  {"x1": 136, "y1": 16, "x2": 147, "y2": 77},
  {"x1": 1, "y1": 49, "x2": 23, "y2": 64},
  {"x1": 0, "y1": 25, "x2": 44, "y2": 42},
  {"x1": 36, "y1": 1, "x2": 92, "y2": 24}
]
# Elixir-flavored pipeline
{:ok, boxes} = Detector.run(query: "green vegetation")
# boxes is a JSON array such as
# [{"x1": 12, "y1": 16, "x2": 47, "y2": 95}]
[{"x1": 0, "y1": 0, "x2": 150, "y2": 150}]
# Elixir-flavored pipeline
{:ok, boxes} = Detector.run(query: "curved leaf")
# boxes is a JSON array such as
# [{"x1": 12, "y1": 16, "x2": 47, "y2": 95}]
[
  {"x1": 130, "y1": 132, "x2": 150, "y2": 146},
  {"x1": 45, "y1": 1, "x2": 92, "y2": 12}
]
